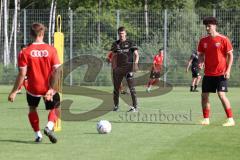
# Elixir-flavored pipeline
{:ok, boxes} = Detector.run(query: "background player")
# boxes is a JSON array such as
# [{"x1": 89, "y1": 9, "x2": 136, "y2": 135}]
[
  {"x1": 198, "y1": 16, "x2": 235, "y2": 126},
  {"x1": 109, "y1": 26, "x2": 139, "y2": 112},
  {"x1": 146, "y1": 48, "x2": 164, "y2": 93},
  {"x1": 186, "y1": 50, "x2": 202, "y2": 92},
  {"x1": 8, "y1": 23, "x2": 61, "y2": 143}
]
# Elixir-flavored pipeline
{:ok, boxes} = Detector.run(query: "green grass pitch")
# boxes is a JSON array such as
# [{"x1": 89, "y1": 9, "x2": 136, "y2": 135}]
[{"x1": 1, "y1": 85, "x2": 240, "y2": 160}]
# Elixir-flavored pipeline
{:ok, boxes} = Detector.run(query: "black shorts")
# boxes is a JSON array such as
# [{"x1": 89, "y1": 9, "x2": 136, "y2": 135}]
[
  {"x1": 150, "y1": 70, "x2": 160, "y2": 79},
  {"x1": 202, "y1": 75, "x2": 228, "y2": 93},
  {"x1": 191, "y1": 67, "x2": 200, "y2": 78},
  {"x1": 26, "y1": 93, "x2": 60, "y2": 110}
]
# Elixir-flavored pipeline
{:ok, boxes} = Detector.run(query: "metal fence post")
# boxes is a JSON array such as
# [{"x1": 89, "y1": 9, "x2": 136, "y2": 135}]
[
  {"x1": 116, "y1": 9, "x2": 120, "y2": 40},
  {"x1": 24, "y1": 9, "x2": 26, "y2": 45},
  {"x1": 213, "y1": 8, "x2": 216, "y2": 17},
  {"x1": 163, "y1": 9, "x2": 168, "y2": 86},
  {"x1": 69, "y1": 9, "x2": 73, "y2": 86}
]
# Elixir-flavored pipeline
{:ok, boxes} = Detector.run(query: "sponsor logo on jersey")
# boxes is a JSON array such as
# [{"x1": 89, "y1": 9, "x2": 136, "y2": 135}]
[
  {"x1": 30, "y1": 50, "x2": 49, "y2": 57},
  {"x1": 204, "y1": 43, "x2": 207, "y2": 49},
  {"x1": 215, "y1": 42, "x2": 221, "y2": 47}
]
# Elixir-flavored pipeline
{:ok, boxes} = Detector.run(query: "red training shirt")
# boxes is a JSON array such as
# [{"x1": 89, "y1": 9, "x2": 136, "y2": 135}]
[
  {"x1": 153, "y1": 53, "x2": 164, "y2": 71},
  {"x1": 198, "y1": 34, "x2": 233, "y2": 76},
  {"x1": 18, "y1": 42, "x2": 60, "y2": 96}
]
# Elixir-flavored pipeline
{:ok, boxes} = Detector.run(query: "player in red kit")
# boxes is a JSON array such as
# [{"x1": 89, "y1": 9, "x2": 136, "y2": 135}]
[
  {"x1": 198, "y1": 17, "x2": 235, "y2": 126},
  {"x1": 8, "y1": 23, "x2": 61, "y2": 143},
  {"x1": 146, "y1": 48, "x2": 164, "y2": 92}
]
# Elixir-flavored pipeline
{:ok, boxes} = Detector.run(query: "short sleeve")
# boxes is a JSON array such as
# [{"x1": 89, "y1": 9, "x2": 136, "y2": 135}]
[
  {"x1": 131, "y1": 41, "x2": 138, "y2": 51},
  {"x1": 225, "y1": 37, "x2": 233, "y2": 53},
  {"x1": 51, "y1": 47, "x2": 61, "y2": 68},
  {"x1": 190, "y1": 54, "x2": 194, "y2": 60},
  {"x1": 18, "y1": 50, "x2": 28, "y2": 68},
  {"x1": 197, "y1": 39, "x2": 204, "y2": 54}
]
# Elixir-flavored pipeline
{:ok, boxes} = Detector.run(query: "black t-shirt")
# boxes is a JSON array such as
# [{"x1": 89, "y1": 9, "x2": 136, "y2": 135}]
[
  {"x1": 190, "y1": 52, "x2": 199, "y2": 69},
  {"x1": 110, "y1": 39, "x2": 138, "y2": 69}
]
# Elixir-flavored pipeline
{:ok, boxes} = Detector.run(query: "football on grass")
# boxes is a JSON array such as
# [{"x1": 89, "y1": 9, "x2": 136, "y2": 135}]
[{"x1": 97, "y1": 120, "x2": 112, "y2": 134}]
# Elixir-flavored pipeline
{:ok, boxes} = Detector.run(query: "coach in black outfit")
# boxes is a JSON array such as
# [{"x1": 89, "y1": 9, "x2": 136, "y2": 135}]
[{"x1": 108, "y1": 26, "x2": 139, "y2": 112}]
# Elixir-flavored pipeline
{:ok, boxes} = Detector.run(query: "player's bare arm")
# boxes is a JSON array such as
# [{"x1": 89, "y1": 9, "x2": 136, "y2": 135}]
[
  {"x1": 186, "y1": 58, "x2": 193, "y2": 72},
  {"x1": 134, "y1": 50, "x2": 139, "y2": 64},
  {"x1": 134, "y1": 50, "x2": 139, "y2": 71},
  {"x1": 8, "y1": 67, "x2": 27, "y2": 102},
  {"x1": 225, "y1": 50, "x2": 233, "y2": 79},
  {"x1": 44, "y1": 65, "x2": 61, "y2": 101},
  {"x1": 198, "y1": 52, "x2": 204, "y2": 69}
]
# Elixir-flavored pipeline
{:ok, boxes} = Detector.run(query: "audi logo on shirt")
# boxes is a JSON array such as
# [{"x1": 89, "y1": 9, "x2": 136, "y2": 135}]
[{"x1": 30, "y1": 50, "x2": 49, "y2": 57}]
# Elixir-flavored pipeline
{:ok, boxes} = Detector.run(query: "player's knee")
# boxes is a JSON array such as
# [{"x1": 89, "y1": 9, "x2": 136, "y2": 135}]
[
  {"x1": 29, "y1": 106, "x2": 37, "y2": 112},
  {"x1": 129, "y1": 87, "x2": 136, "y2": 94},
  {"x1": 201, "y1": 93, "x2": 209, "y2": 102},
  {"x1": 217, "y1": 92, "x2": 226, "y2": 100},
  {"x1": 126, "y1": 72, "x2": 134, "y2": 79},
  {"x1": 113, "y1": 90, "x2": 119, "y2": 95}
]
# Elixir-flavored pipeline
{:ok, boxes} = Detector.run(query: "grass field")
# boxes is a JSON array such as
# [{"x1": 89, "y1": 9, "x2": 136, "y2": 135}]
[{"x1": 1, "y1": 85, "x2": 240, "y2": 160}]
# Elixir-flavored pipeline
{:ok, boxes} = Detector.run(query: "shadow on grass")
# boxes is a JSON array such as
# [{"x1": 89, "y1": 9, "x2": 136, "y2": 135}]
[
  {"x1": 0, "y1": 139, "x2": 49, "y2": 144},
  {"x1": 83, "y1": 132, "x2": 100, "y2": 135},
  {"x1": 89, "y1": 120, "x2": 200, "y2": 126}
]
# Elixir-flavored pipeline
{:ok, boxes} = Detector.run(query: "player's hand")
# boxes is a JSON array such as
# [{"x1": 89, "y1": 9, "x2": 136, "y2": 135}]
[
  {"x1": 186, "y1": 68, "x2": 188, "y2": 73},
  {"x1": 44, "y1": 89, "x2": 54, "y2": 101},
  {"x1": 224, "y1": 70, "x2": 230, "y2": 79},
  {"x1": 198, "y1": 63, "x2": 203, "y2": 69},
  {"x1": 8, "y1": 91, "x2": 17, "y2": 102}
]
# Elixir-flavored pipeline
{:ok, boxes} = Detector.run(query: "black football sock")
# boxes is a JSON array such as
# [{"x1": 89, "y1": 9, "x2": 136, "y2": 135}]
[
  {"x1": 190, "y1": 86, "x2": 193, "y2": 91},
  {"x1": 194, "y1": 85, "x2": 197, "y2": 90}
]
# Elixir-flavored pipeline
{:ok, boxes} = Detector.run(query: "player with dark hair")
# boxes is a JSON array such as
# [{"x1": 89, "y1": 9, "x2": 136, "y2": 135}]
[
  {"x1": 198, "y1": 16, "x2": 235, "y2": 126},
  {"x1": 8, "y1": 23, "x2": 61, "y2": 143},
  {"x1": 109, "y1": 26, "x2": 139, "y2": 112},
  {"x1": 186, "y1": 50, "x2": 202, "y2": 92},
  {"x1": 146, "y1": 48, "x2": 164, "y2": 92}
]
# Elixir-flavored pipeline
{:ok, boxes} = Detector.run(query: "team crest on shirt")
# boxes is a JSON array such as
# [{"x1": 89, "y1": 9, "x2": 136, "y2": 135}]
[
  {"x1": 124, "y1": 42, "x2": 129, "y2": 48},
  {"x1": 203, "y1": 43, "x2": 207, "y2": 49},
  {"x1": 215, "y1": 42, "x2": 221, "y2": 47}
]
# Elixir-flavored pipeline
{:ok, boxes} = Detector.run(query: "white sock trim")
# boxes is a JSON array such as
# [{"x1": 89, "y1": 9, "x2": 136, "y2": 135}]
[
  {"x1": 35, "y1": 131, "x2": 42, "y2": 138},
  {"x1": 46, "y1": 121, "x2": 55, "y2": 131}
]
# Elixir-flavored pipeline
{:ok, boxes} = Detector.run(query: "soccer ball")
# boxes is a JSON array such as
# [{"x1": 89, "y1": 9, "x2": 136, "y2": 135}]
[{"x1": 97, "y1": 120, "x2": 112, "y2": 134}]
